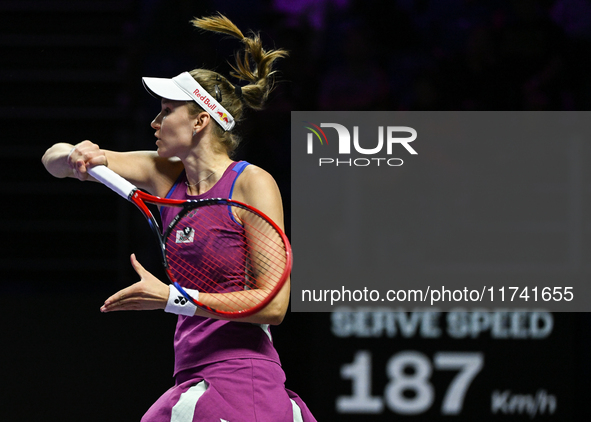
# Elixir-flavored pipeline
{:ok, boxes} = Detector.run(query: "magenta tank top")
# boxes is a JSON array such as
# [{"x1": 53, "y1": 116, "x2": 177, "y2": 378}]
[{"x1": 160, "y1": 161, "x2": 281, "y2": 375}]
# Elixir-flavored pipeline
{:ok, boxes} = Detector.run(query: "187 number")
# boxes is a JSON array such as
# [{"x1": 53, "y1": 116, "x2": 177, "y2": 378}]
[{"x1": 337, "y1": 351, "x2": 484, "y2": 415}]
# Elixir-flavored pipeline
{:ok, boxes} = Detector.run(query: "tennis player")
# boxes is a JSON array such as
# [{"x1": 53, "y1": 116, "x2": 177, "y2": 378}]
[{"x1": 42, "y1": 14, "x2": 315, "y2": 422}]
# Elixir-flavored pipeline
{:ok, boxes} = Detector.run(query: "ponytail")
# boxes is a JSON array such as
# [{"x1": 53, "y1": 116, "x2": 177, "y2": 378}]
[{"x1": 185, "y1": 14, "x2": 288, "y2": 154}]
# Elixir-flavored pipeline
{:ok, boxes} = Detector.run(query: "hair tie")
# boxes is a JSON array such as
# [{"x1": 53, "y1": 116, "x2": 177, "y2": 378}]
[
  {"x1": 214, "y1": 84, "x2": 222, "y2": 102},
  {"x1": 234, "y1": 85, "x2": 243, "y2": 99}
]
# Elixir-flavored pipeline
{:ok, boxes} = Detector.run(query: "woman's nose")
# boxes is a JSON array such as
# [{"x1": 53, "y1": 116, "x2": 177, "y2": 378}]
[{"x1": 151, "y1": 114, "x2": 161, "y2": 129}]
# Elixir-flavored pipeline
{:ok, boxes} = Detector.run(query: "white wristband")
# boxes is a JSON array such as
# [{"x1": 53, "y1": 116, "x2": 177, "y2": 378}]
[{"x1": 164, "y1": 284, "x2": 198, "y2": 316}]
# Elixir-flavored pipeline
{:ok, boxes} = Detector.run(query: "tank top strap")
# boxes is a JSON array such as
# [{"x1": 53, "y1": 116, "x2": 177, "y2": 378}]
[
  {"x1": 229, "y1": 160, "x2": 250, "y2": 199},
  {"x1": 165, "y1": 171, "x2": 186, "y2": 199}
]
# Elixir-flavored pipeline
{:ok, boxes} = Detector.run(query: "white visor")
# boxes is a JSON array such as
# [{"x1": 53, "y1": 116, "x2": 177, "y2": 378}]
[{"x1": 142, "y1": 72, "x2": 236, "y2": 132}]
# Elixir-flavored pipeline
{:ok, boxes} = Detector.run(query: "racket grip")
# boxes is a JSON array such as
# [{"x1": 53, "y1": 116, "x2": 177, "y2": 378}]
[{"x1": 87, "y1": 165, "x2": 137, "y2": 200}]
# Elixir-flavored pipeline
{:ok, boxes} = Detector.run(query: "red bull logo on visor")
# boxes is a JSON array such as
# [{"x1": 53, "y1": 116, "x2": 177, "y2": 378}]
[
  {"x1": 217, "y1": 112, "x2": 229, "y2": 124},
  {"x1": 192, "y1": 88, "x2": 217, "y2": 111}
]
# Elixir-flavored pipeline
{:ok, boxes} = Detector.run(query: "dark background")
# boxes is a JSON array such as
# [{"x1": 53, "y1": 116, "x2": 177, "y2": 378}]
[{"x1": 2, "y1": 0, "x2": 591, "y2": 420}]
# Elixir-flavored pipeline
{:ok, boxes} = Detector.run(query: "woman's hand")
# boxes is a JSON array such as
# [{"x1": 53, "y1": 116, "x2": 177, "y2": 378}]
[
  {"x1": 42, "y1": 140, "x2": 108, "y2": 179},
  {"x1": 100, "y1": 254, "x2": 169, "y2": 313},
  {"x1": 67, "y1": 140, "x2": 108, "y2": 180}
]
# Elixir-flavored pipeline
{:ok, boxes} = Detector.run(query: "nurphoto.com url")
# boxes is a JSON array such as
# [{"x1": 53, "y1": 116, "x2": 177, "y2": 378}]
[{"x1": 301, "y1": 285, "x2": 574, "y2": 306}]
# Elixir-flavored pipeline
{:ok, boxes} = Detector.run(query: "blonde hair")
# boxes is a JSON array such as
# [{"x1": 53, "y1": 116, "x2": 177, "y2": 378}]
[{"x1": 187, "y1": 14, "x2": 288, "y2": 154}]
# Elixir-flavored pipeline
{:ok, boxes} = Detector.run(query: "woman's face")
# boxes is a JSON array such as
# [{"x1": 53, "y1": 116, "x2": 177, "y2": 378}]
[{"x1": 151, "y1": 99, "x2": 195, "y2": 157}]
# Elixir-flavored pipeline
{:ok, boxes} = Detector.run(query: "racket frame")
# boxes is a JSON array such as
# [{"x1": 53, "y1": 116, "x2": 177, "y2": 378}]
[{"x1": 87, "y1": 165, "x2": 292, "y2": 318}]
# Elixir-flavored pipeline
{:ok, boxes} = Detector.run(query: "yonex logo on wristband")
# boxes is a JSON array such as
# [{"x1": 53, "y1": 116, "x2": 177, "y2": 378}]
[{"x1": 165, "y1": 285, "x2": 198, "y2": 316}]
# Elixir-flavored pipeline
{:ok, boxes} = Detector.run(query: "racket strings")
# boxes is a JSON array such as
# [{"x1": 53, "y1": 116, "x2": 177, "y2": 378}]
[
  {"x1": 230, "y1": 210, "x2": 289, "y2": 284},
  {"x1": 164, "y1": 204, "x2": 288, "y2": 312},
  {"x1": 166, "y1": 218, "x2": 287, "y2": 288},
  {"x1": 167, "y1": 251, "x2": 266, "y2": 310},
  {"x1": 243, "y1": 217, "x2": 290, "y2": 268},
  {"x1": 165, "y1": 234, "x2": 283, "y2": 311},
  {"x1": 167, "y1": 209, "x2": 287, "y2": 288}
]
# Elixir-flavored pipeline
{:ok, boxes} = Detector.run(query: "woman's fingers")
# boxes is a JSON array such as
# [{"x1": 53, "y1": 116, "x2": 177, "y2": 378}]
[
  {"x1": 68, "y1": 141, "x2": 108, "y2": 180},
  {"x1": 100, "y1": 254, "x2": 169, "y2": 313},
  {"x1": 130, "y1": 253, "x2": 145, "y2": 276}
]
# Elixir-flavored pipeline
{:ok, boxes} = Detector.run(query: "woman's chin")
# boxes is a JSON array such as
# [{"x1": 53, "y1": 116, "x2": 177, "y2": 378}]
[{"x1": 156, "y1": 147, "x2": 169, "y2": 157}]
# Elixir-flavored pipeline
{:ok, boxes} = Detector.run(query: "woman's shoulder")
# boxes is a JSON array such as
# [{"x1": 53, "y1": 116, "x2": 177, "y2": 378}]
[
  {"x1": 233, "y1": 162, "x2": 284, "y2": 227},
  {"x1": 235, "y1": 163, "x2": 278, "y2": 192},
  {"x1": 233, "y1": 163, "x2": 281, "y2": 202}
]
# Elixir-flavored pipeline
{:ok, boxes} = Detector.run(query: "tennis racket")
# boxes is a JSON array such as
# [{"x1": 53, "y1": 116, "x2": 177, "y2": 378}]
[{"x1": 87, "y1": 165, "x2": 292, "y2": 318}]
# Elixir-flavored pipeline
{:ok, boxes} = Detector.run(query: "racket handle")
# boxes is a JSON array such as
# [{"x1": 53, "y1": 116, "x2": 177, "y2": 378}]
[{"x1": 88, "y1": 165, "x2": 137, "y2": 200}]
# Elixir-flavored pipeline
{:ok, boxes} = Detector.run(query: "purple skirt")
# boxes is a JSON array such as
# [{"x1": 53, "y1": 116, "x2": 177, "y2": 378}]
[{"x1": 141, "y1": 358, "x2": 316, "y2": 422}]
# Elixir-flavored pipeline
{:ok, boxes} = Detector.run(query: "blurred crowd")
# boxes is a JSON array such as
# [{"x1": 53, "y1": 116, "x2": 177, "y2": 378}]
[{"x1": 134, "y1": 0, "x2": 591, "y2": 116}]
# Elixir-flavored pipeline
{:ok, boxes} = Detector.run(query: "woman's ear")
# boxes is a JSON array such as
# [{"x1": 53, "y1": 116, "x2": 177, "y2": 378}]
[{"x1": 193, "y1": 112, "x2": 211, "y2": 135}]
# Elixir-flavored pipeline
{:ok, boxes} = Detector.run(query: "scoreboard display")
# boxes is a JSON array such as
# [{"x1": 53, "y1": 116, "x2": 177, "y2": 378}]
[{"x1": 280, "y1": 310, "x2": 578, "y2": 421}]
